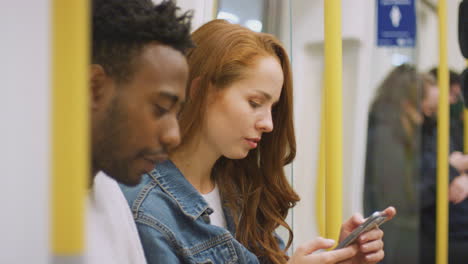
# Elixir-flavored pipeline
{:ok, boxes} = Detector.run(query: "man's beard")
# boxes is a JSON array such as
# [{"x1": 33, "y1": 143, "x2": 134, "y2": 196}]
[{"x1": 92, "y1": 98, "x2": 141, "y2": 186}]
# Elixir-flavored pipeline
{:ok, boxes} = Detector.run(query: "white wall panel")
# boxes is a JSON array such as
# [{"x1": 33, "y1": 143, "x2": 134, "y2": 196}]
[
  {"x1": 175, "y1": 0, "x2": 216, "y2": 30},
  {"x1": 0, "y1": 1, "x2": 50, "y2": 263}
]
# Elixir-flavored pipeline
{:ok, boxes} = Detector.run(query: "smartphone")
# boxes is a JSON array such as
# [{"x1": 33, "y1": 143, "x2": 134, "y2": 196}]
[{"x1": 335, "y1": 211, "x2": 389, "y2": 249}]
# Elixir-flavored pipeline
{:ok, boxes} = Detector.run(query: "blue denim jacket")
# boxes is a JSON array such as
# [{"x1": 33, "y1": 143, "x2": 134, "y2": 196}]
[{"x1": 120, "y1": 160, "x2": 263, "y2": 264}]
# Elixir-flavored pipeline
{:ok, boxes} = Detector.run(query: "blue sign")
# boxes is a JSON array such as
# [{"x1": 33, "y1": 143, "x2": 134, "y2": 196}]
[{"x1": 377, "y1": 0, "x2": 416, "y2": 47}]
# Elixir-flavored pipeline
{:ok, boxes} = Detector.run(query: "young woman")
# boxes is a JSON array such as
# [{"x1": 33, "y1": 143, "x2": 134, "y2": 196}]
[{"x1": 122, "y1": 19, "x2": 395, "y2": 264}]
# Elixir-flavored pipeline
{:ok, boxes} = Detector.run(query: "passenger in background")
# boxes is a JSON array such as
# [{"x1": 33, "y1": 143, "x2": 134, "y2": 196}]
[
  {"x1": 122, "y1": 19, "x2": 395, "y2": 264},
  {"x1": 419, "y1": 72, "x2": 468, "y2": 264},
  {"x1": 429, "y1": 68, "x2": 464, "y2": 151},
  {"x1": 364, "y1": 65, "x2": 421, "y2": 264},
  {"x1": 87, "y1": 0, "x2": 192, "y2": 263}
]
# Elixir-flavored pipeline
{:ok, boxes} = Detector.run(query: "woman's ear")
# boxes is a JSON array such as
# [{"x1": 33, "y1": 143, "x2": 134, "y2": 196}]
[
  {"x1": 90, "y1": 64, "x2": 110, "y2": 110},
  {"x1": 188, "y1": 76, "x2": 202, "y2": 99}
]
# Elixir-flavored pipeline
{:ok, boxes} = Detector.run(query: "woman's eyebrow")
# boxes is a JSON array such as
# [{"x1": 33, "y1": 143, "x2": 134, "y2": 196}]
[{"x1": 254, "y1": 89, "x2": 272, "y2": 100}]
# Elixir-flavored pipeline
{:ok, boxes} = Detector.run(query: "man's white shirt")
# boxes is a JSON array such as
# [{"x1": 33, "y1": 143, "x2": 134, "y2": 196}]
[{"x1": 86, "y1": 172, "x2": 147, "y2": 264}]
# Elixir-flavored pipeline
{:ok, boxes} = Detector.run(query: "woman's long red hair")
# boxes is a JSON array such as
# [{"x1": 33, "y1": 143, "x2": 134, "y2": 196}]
[{"x1": 177, "y1": 19, "x2": 300, "y2": 264}]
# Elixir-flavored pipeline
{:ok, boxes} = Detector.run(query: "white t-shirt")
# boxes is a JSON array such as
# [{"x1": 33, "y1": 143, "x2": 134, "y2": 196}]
[
  {"x1": 201, "y1": 185, "x2": 227, "y2": 228},
  {"x1": 86, "y1": 172, "x2": 147, "y2": 264}
]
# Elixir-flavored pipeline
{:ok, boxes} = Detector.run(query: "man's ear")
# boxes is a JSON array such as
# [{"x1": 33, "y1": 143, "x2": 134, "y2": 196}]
[{"x1": 90, "y1": 64, "x2": 110, "y2": 110}]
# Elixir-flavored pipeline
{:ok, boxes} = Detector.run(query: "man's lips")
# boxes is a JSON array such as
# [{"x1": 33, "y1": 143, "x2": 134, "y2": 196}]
[
  {"x1": 141, "y1": 154, "x2": 168, "y2": 172},
  {"x1": 144, "y1": 154, "x2": 168, "y2": 164}
]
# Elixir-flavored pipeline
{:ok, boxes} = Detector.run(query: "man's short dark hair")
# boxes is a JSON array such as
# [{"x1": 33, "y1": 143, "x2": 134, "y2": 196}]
[
  {"x1": 92, "y1": 0, "x2": 193, "y2": 82},
  {"x1": 429, "y1": 67, "x2": 461, "y2": 87}
]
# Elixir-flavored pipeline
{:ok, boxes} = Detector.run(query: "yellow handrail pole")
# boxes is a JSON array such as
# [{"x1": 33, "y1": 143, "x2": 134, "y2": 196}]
[
  {"x1": 212, "y1": 0, "x2": 219, "y2": 20},
  {"x1": 51, "y1": 0, "x2": 89, "y2": 262},
  {"x1": 436, "y1": 1, "x2": 449, "y2": 264},
  {"x1": 324, "y1": 0, "x2": 343, "y2": 242},
  {"x1": 316, "y1": 95, "x2": 326, "y2": 237}
]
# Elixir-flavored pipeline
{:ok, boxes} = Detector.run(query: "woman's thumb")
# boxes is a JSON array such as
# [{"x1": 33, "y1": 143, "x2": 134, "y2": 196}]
[{"x1": 295, "y1": 237, "x2": 336, "y2": 255}]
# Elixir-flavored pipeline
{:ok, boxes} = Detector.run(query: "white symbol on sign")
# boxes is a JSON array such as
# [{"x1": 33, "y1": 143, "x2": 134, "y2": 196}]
[{"x1": 390, "y1": 5, "x2": 402, "y2": 27}]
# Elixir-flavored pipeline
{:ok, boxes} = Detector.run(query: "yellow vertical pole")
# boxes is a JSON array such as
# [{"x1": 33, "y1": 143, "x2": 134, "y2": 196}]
[
  {"x1": 436, "y1": 1, "x2": 449, "y2": 264},
  {"x1": 324, "y1": 0, "x2": 343, "y2": 242},
  {"x1": 212, "y1": 0, "x2": 219, "y2": 19},
  {"x1": 316, "y1": 96, "x2": 326, "y2": 237},
  {"x1": 51, "y1": 0, "x2": 89, "y2": 262}
]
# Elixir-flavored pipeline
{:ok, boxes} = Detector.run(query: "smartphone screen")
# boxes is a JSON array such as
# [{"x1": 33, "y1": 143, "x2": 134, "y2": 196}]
[{"x1": 335, "y1": 211, "x2": 388, "y2": 249}]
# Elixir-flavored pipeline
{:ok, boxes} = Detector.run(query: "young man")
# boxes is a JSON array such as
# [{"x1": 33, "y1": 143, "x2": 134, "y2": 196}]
[
  {"x1": 87, "y1": 0, "x2": 193, "y2": 263},
  {"x1": 429, "y1": 68, "x2": 463, "y2": 150},
  {"x1": 422, "y1": 70, "x2": 468, "y2": 264}
]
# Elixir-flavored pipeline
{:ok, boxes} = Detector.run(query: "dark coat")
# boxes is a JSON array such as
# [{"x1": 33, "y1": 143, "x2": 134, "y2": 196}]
[
  {"x1": 420, "y1": 115, "x2": 468, "y2": 241},
  {"x1": 364, "y1": 103, "x2": 420, "y2": 264}
]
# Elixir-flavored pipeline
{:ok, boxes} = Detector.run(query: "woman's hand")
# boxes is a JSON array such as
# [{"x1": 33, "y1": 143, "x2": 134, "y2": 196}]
[
  {"x1": 338, "y1": 206, "x2": 396, "y2": 264},
  {"x1": 287, "y1": 237, "x2": 357, "y2": 264}
]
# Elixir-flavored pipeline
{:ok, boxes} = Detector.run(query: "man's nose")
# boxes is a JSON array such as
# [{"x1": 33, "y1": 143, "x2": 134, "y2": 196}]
[{"x1": 160, "y1": 118, "x2": 182, "y2": 150}]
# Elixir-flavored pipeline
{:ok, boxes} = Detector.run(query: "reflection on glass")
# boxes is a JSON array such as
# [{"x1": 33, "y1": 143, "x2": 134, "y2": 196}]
[
  {"x1": 391, "y1": 53, "x2": 411, "y2": 66},
  {"x1": 216, "y1": 0, "x2": 284, "y2": 36},
  {"x1": 217, "y1": 11, "x2": 239, "y2": 24},
  {"x1": 217, "y1": 0, "x2": 263, "y2": 29},
  {"x1": 244, "y1": 19, "x2": 263, "y2": 32}
]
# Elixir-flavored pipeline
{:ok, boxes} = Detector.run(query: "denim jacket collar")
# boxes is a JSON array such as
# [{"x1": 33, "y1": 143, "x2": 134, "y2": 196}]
[{"x1": 149, "y1": 160, "x2": 210, "y2": 220}]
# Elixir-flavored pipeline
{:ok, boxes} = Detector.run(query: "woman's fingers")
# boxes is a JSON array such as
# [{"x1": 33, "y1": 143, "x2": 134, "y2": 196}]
[
  {"x1": 291, "y1": 238, "x2": 360, "y2": 264},
  {"x1": 363, "y1": 249, "x2": 385, "y2": 263},
  {"x1": 357, "y1": 227, "x2": 385, "y2": 263},
  {"x1": 318, "y1": 246, "x2": 357, "y2": 263},
  {"x1": 343, "y1": 213, "x2": 365, "y2": 231},
  {"x1": 339, "y1": 213, "x2": 364, "y2": 242},
  {"x1": 359, "y1": 238, "x2": 384, "y2": 253},
  {"x1": 304, "y1": 245, "x2": 358, "y2": 264},
  {"x1": 358, "y1": 227, "x2": 383, "y2": 244},
  {"x1": 295, "y1": 237, "x2": 336, "y2": 255},
  {"x1": 381, "y1": 206, "x2": 397, "y2": 220}
]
